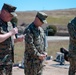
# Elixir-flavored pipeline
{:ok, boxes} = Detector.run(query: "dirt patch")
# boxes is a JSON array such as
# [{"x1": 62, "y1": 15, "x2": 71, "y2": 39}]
[{"x1": 13, "y1": 60, "x2": 69, "y2": 75}]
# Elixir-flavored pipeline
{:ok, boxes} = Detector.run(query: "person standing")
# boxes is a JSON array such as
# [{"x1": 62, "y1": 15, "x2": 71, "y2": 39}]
[
  {"x1": 0, "y1": 3, "x2": 23, "y2": 75},
  {"x1": 23, "y1": 12, "x2": 48, "y2": 75},
  {"x1": 67, "y1": 17, "x2": 76, "y2": 75}
]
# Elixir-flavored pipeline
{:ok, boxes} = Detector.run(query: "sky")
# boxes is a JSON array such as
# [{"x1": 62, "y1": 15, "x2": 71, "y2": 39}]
[{"x1": 0, "y1": 0, "x2": 76, "y2": 11}]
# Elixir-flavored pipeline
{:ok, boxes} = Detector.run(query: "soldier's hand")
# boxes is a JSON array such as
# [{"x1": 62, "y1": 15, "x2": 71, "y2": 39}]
[
  {"x1": 10, "y1": 27, "x2": 18, "y2": 36},
  {"x1": 14, "y1": 35, "x2": 24, "y2": 43},
  {"x1": 43, "y1": 52, "x2": 47, "y2": 56},
  {"x1": 39, "y1": 54, "x2": 46, "y2": 60}
]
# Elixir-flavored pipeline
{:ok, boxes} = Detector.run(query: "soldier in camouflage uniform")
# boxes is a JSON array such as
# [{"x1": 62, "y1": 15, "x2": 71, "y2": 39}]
[
  {"x1": 23, "y1": 12, "x2": 48, "y2": 75},
  {"x1": 0, "y1": 3, "x2": 23, "y2": 75},
  {"x1": 67, "y1": 17, "x2": 76, "y2": 75}
]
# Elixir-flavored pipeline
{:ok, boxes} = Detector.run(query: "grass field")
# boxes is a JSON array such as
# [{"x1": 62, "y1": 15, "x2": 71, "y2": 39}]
[
  {"x1": 17, "y1": 9, "x2": 76, "y2": 27},
  {"x1": 47, "y1": 40, "x2": 69, "y2": 58},
  {"x1": 47, "y1": 16, "x2": 74, "y2": 26},
  {"x1": 14, "y1": 40, "x2": 69, "y2": 64}
]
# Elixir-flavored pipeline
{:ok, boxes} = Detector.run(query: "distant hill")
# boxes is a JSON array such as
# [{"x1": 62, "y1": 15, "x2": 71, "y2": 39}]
[
  {"x1": 16, "y1": 8, "x2": 76, "y2": 26},
  {"x1": 0, "y1": 8, "x2": 76, "y2": 34},
  {"x1": 15, "y1": 8, "x2": 76, "y2": 36}
]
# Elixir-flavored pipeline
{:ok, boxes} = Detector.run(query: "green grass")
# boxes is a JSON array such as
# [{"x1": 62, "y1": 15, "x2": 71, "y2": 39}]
[
  {"x1": 47, "y1": 40, "x2": 69, "y2": 58},
  {"x1": 47, "y1": 16, "x2": 74, "y2": 25},
  {"x1": 14, "y1": 40, "x2": 69, "y2": 63}
]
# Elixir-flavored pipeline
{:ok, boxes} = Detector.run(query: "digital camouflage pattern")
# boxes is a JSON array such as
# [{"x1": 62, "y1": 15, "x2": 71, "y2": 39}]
[
  {"x1": 0, "y1": 19, "x2": 13, "y2": 75},
  {"x1": 67, "y1": 17, "x2": 76, "y2": 75},
  {"x1": 24, "y1": 22, "x2": 47, "y2": 75}
]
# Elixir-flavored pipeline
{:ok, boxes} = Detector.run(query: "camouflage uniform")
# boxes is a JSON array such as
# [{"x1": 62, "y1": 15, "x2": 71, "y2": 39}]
[
  {"x1": 67, "y1": 17, "x2": 76, "y2": 75},
  {"x1": 0, "y1": 19, "x2": 13, "y2": 75},
  {"x1": 24, "y1": 22, "x2": 46, "y2": 75}
]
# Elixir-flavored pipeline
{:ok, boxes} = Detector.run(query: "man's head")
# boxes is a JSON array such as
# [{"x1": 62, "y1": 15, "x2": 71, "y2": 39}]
[
  {"x1": 2, "y1": 3, "x2": 17, "y2": 17},
  {"x1": 0, "y1": 3, "x2": 17, "y2": 22},
  {"x1": 36, "y1": 12, "x2": 48, "y2": 24}
]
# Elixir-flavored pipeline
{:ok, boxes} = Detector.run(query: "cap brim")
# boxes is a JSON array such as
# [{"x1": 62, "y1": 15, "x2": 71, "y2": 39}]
[
  {"x1": 11, "y1": 12, "x2": 17, "y2": 17},
  {"x1": 43, "y1": 20, "x2": 47, "y2": 24}
]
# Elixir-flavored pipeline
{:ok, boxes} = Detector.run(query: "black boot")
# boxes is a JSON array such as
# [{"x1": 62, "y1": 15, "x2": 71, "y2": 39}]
[{"x1": 60, "y1": 47, "x2": 69, "y2": 61}]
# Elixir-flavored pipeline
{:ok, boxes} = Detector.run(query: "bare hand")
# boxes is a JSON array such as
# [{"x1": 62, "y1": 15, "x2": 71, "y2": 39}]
[
  {"x1": 43, "y1": 52, "x2": 47, "y2": 56},
  {"x1": 10, "y1": 27, "x2": 18, "y2": 35},
  {"x1": 14, "y1": 35, "x2": 24, "y2": 43},
  {"x1": 39, "y1": 54, "x2": 46, "y2": 60}
]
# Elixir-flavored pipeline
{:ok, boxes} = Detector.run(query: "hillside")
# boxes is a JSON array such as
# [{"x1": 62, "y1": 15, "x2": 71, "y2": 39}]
[
  {"x1": 0, "y1": 8, "x2": 76, "y2": 34},
  {"x1": 15, "y1": 8, "x2": 76, "y2": 33},
  {"x1": 16, "y1": 8, "x2": 76, "y2": 25}
]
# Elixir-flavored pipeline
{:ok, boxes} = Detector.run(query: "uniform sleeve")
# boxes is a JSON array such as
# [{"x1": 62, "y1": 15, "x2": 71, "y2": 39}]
[
  {"x1": 24, "y1": 29, "x2": 41, "y2": 57},
  {"x1": 67, "y1": 23, "x2": 76, "y2": 39},
  {"x1": 44, "y1": 34, "x2": 48, "y2": 51}
]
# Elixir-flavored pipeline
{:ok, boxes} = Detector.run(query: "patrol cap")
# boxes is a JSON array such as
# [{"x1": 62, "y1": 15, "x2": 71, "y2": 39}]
[
  {"x1": 2, "y1": 3, "x2": 17, "y2": 17},
  {"x1": 36, "y1": 12, "x2": 48, "y2": 24}
]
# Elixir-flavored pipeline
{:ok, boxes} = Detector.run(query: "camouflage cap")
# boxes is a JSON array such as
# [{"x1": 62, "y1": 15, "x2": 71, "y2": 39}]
[
  {"x1": 36, "y1": 12, "x2": 48, "y2": 24},
  {"x1": 2, "y1": 3, "x2": 17, "y2": 17}
]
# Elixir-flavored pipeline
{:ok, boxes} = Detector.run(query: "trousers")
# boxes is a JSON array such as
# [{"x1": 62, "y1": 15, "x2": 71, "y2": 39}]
[
  {"x1": 69, "y1": 58, "x2": 76, "y2": 75},
  {"x1": 0, "y1": 64, "x2": 12, "y2": 75},
  {"x1": 24, "y1": 59, "x2": 44, "y2": 75}
]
